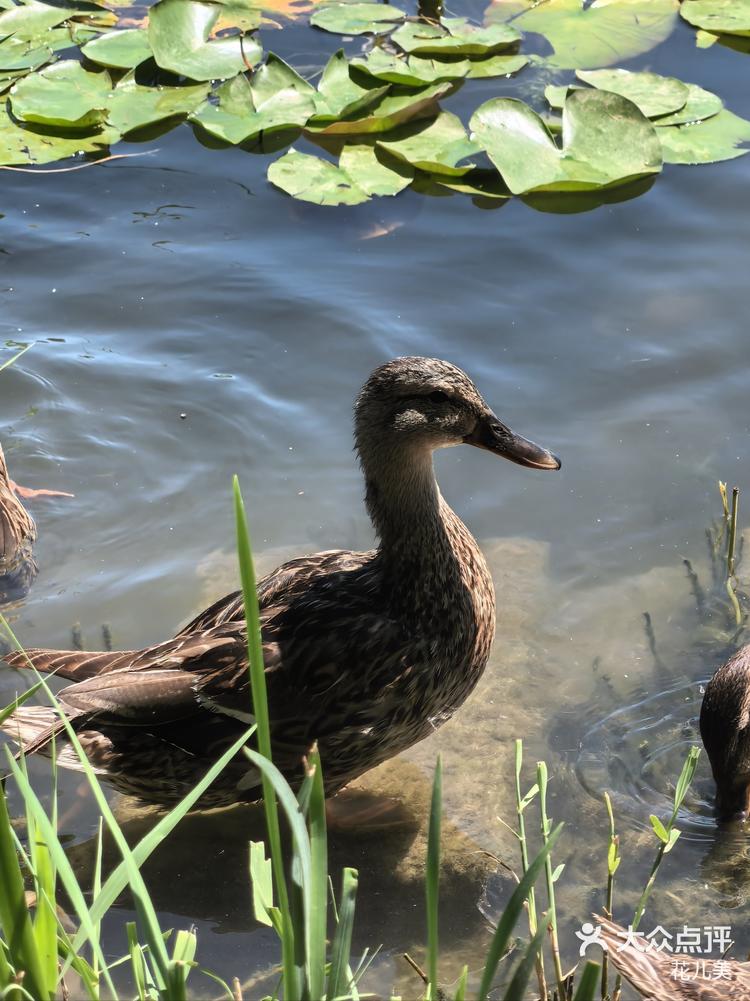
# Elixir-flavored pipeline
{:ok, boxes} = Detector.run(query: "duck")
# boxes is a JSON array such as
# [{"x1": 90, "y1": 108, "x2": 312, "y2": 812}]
[
  {"x1": 598, "y1": 915, "x2": 750, "y2": 1001},
  {"x1": 0, "y1": 442, "x2": 38, "y2": 603},
  {"x1": 700, "y1": 644, "x2": 750, "y2": 822},
  {"x1": 1, "y1": 357, "x2": 560, "y2": 809}
]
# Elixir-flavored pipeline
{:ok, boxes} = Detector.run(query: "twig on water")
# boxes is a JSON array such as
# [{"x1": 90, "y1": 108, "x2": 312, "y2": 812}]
[{"x1": 0, "y1": 150, "x2": 158, "y2": 174}]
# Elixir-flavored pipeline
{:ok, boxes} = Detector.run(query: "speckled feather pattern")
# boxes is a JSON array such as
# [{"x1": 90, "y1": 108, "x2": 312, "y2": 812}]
[
  {"x1": 1, "y1": 358, "x2": 517, "y2": 808},
  {"x1": 0, "y1": 444, "x2": 37, "y2": 602}
]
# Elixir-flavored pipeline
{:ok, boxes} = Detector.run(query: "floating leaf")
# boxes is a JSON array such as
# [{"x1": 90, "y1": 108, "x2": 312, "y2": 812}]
[
  {"x1": 0, "y1": 35, "x2": 54, "y2": 71},
  {"x1": 377, "y1": 110, "x2": 478, "y2": 176},
  {"x1": 0, "y1": 1, "x2": 77, "y2": 41},
  {"x1": 681, "y1": 0, "x2": 750, "y2": 36},
  {"x1": 107, "y1": 74, "x2": 209, "y2": 133},
  {"x1": 10, "y1": 59, "x2": 111, "y2": 127},
  {"x1": 487, "y1": 0, "x2": 679, "y2": 69},
  {"x1": 658, "y1": 109, "x2": 750, "y2": 163},
  {"x1": 82, "y1": 28, "x2": 152, "y2": 68},
  {"x1": 310, "y1": 2, "x2": 405, "y2": 35},
  {"x1": 653, "y1": 83, "x2": 722, "y2": 126},
  {"x1": 148, "y1": 0, "x2": 262, "y2": 81},
  {"x1": 309, "y1": 79, "x2": 451, "y2": 134},
  {"x1": 212, "y1": 0, "x2": 263, "y2": 33},
  {"x1": 268, "y1": 149, "x2": 371, "y2": 204},
  {"x1": 352, "y1": 49, "x2": 470, "y2": 85},
  {"x1": 339, "y1": 142, "x2": 413, "y2": 194},
  {"x1": 0, "y1": 101, "x2": 117, "y2": 165},
  {"x1": 391, "y1": 17, "x2": 519, "y2": 56},
  {"x1": 432, "y1": 169, "x2": 510, "y2": 201},
  {"x1": 465, "y1": 53, "x2": 528, "y2": 78},
  {"x1": 470, "y1": 90, "x2": 662, "y2": 194},
  {"x1": 576, "y1": 68, "x2": 688, "y2": 119},
  {"x1": 311, "y1": 50, "x2": 389, "y2": 121},
  {"x1": 191, "y1": 56, "x2": 315, "y2": 143}
]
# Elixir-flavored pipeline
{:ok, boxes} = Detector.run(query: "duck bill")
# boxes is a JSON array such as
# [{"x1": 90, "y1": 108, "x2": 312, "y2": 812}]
[{"x1": 465, "y1": 415, "x2": 561, "y2": 471}]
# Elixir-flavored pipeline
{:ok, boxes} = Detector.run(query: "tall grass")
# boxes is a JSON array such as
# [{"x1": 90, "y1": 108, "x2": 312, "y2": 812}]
[{"x1": 0, "y1": 479, "x2": 702, "y2": 1000}]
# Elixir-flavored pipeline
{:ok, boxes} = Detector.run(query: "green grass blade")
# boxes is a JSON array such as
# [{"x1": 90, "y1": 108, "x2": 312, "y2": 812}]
[
  {"x1": 306, "y1": 745, "x2": 328, "y2": 1001},
  {"x1": 0, "y1": 343, "x2": 33, "y2": 374},
  {"x1": 501, "y1": 921, "x2": 548, "y2": 1001},
  {"x1": 326, "y1": 867, "x2": 358, "y2": 1001},
  {"x1": 426, "y1": 756, "x2": 442, "y2": 1000},
  {"x1": 234, "y1": 477, "x2": 299, "y2": 1000},
  {"x1": 477, "y1": 823, "x2": 563, "y2": 1000},
  {"x1": 0, "y1": 780, "x2": 50, "y2": 1001},
  {"x1": 249, "y1": 840, "x2": 275, "y2": 927},
  {"x1": 453, "y1": 965, "x2": 468, "y2": 1001},
  {"x1": 0, "y1": 680, "x2": 49, "y2": 725},
  {"x1": 572, "y1": 960, "x2": 600, "y2": 1000}
]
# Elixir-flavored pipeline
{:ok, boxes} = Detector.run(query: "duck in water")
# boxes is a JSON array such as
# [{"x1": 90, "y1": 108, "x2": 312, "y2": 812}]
[
  {"x1": 0, "y1": 442, "x2": 73, "y2": 605},
  {"x1": 700, "y1": 644, "x2": 750, "y2": 822},
  {"x1": 1, "y1": 357, "x2": 560, "y2": 808}
]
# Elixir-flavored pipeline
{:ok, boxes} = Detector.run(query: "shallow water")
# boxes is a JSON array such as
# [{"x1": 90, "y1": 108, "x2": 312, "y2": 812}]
[{"x1": 2, "y1": 8, "x2": 750, "y2": 998}]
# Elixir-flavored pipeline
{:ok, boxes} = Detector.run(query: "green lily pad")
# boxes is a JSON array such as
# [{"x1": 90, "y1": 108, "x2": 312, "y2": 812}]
[
  {"x1": 308, "y1": 79, "x2": 451, "y2": 134},
  {"x1": 376, "y1": 110, "x2": 478, "y2": 176},
  {"x1": 465, "y1": 53, "x2": 528, "y2": 78},
  {"x1": 268, "y1": 148, "x2": 378, "y2": 204},
  {"x1": 311, "y1": 50, "x2": 389, "y2": 122},
  {"x1": 0, "y1": 101, "x2": 118, "y2": 165},
  {"x1": 0, "y1": 35, "x2": 53, "y2": 71},
  {"x1": 433, "y1": 169, "x2": 510, "y2": 201},
  {"x1": 658, "y1": 109, "x2": 750, "y2": 163},
  {"x1": 391, "y1": 18, "x2": 519, "y2": 56},
  {"x1": 82, "y1": 28, "x2": 152, "y2": 68},
  {"x1": 575, "y1": 68, "x2": 688, "y2": 119},
  {"x1": 351, "y1": 49, "x2": 470, "y2": 85},
  {"x1": 681, "y1": 0, "x2": 750, "y2": 35},
  {"x1": 487, "y1": 0, "x2": 679, "y2": 70},
  {"x1": 107, "y1": 73, "x2": 209, "y2": 133},
  {"x1": 10, "y1": 59, "x2": 111, "y2": 127},
  {"x1": 653, "y1": 83, "x2": 722, "y2": 126},
  {"x1": 310, "y1": 2, "x2": 405, "y2": 35},
  {"x1": 148, "y1": 0, "x2": 262, "y2": 81},
  {"x1": 339, "y1": 142, "x2": 413, "y2": 194},
  {"x1": 191, "y1": 57, "x2": 315, "y2": 143},
  {"x1": 0, "y1": 1, "x2": 78, "y2": 41},
  {"x1": 470, "y1": 89, "x2": 662, "y2": 194}
]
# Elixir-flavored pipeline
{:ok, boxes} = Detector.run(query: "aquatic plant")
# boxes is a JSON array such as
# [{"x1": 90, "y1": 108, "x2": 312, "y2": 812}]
[{"x1": 0, "y1": 0, "x2": 749, "y2": 212}]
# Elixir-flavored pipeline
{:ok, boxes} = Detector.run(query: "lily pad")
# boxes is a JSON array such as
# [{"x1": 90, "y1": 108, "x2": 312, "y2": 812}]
[
  {"x1": 148, "y1": 0, "x2": 262, "y2": 81},
  {"x1": 376, "y1": 111, "x2": 478, "y2": 176},
  {"x1": 653, "y1": 83, "x2": 722, "y2": 126},
  {"x1": 82, "y1": 28, "x2": 152, "y2": 68},
  {"x1": 0, "y1": 101, "x2": 118, "y2": 165},
  {"x1": 107, "y1": 74, "x2": 209, "y2": 133},
  {"x1": 470, "y1": 89, "x2": 662, "y2": 194},
  {"x1": 352, "y1": 49, "x2": 470, "y2": 85},
  {"x1": 310, "y1": 2, "x2": 405, "y2": 35},
  {"x1": 681, "y1": 0, "x2": 750, "y2": 36},
  {"x1": 339, "y1": 142, "x2": 413, "y2": 194},
  {"x1": 0, "y1": 1, "x2": 77, "y2": 41},
  {"x1": 658, "y1": 109, "x2": 750, "y2": 163},
  {"x1": 487, "y1": 0, "x2": 679, "y2": 70},
  {"x1": 268, "y1": 147, "x2": 410, "y2": 204},
  {"x1": 308, "y1": 79, "x2": 451, "y2": 134},
  {"x1": 10, "y1": 59, "x2": 111, "y2": 128},
  {"x1": 575, "y1": 68, "x2": 689, "y2": 119},
  {"x1": 0, "y1": 35, "x2": 54, "y2": 71},
  {"x1": 191, "y1": 57, "x2": 315, "y2": 143},
  {"x1": 311, "y1": 50, "x2": 389, "y2": 122},
  {"x1": 391, "y1": 18, "x2": 519, "y2": 56},
  {"x1": 465, "y1": 53, "x2": 528, "y2": 78}
]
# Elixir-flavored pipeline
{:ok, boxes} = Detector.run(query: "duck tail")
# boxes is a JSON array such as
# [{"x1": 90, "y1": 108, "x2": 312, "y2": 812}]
[
  {"x1": 0, "y1": 705, "x2": 71, "y2": 758},
  {"x1": 2, "y1": 647, "x2": 137, "y2": 682},
  {"x1": 597, "y1": 916, "x2": 690, "y2": 1001}
]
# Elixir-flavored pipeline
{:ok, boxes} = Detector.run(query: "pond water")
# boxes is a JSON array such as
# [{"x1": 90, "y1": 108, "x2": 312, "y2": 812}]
[{"x1": 2, "y1": 5, "x2": 750, "y2": 998}]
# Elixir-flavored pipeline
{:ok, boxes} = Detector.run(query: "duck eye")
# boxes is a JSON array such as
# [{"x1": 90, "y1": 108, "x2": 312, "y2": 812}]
[{"x1": 427, "y1": 391, "x2": 451, "y2": 405}]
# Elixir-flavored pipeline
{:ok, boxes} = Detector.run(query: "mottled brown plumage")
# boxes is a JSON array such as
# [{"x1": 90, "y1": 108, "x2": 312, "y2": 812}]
[
  {"x1": 599, "y1": 916, "x2": 750, "y2": 1000},
  {"x1": 700, "y1": 644, "x2": 750, "y2": 821},
  {"x1": 0, "y1": 443, "x2": 37, "y2": 603},
  {"x1": 1, "y1": 357, "x2": 560, "y2": 809}
]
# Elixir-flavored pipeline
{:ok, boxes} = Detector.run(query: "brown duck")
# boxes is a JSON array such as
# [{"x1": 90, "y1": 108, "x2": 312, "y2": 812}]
[
  {"x1": 700, "y1": 644, "x2": 750, "y2": 821},
  {"x1": 599, "y1": 916, "x2": 750, "y2": 1000},
  {"x1": 1, "y1": 357, "x2": 560, "y2": 808}
]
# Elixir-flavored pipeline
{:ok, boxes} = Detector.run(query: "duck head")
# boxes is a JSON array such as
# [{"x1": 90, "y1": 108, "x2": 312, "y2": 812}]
[
  {"x1": 700, "y1": 645, "x2": 750, "y2": 824},
  {"x1": 354, "y1": 356, "x2": 561, "y2": 470}
]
